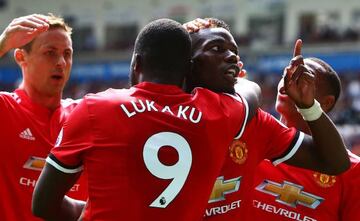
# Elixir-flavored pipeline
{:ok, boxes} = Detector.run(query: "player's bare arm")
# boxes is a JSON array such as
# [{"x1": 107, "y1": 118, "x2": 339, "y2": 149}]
[
  {"x1": 32, "y1": 162, "x2": 84, "y2": 221},
  {"x1": 234, "y1": 61, "x2": 262, "y2": 123},
  {"x1": 283, "y1": 39, "x2": 350, "y2": 175},
  {"x1": 234, "y1": 78, "x2": 261, "y2": 123},
  {"x1": 0, "y1": 14, "x2": 49, "y2": 57}
]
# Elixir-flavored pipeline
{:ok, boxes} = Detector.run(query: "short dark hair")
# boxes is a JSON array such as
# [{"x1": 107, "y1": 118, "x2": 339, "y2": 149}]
[
  {"x1": 307, "y1": 57, "x2": 341, "y2": 109},
  {"x1": 134, "y1": 18, "x2": 192, "y2": 81},
  {"x1": 203, "y1": 18, "x2": 230, "y2": 32}
]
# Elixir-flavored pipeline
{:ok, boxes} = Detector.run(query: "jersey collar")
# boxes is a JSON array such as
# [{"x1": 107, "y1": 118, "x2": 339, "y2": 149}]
[{"x1": 15, "y1": 88, "x2": 55, "y2": 119}]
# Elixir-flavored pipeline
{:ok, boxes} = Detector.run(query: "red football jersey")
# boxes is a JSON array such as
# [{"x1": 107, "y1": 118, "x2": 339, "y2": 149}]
[
  {"x1": 340, "y1": 151, "x2": 360, "y2": 220},
  {"x1": 0, "y1": 89, "x2": 88, "y2": 221},
  {"x1": 204, "y1": 109, "x2": 303, "y2": 220},
  {"x1": 245, "y1": 151, "x2": 360, "y2": 221},
  {"x1": 48, "y1": 82, "x2": 248, "y2": 221}
]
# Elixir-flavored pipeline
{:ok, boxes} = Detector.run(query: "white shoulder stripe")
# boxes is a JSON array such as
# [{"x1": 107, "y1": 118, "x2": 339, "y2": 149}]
[
  {"x1": 273, "y1": 132, "x2": 305, "y2": 166},
  {"x1": 347, "y1": 150, "x2": 360, "y2": 161},
  {"x1": 234, "y1": 94, "x2": 249, "y2": 139},
  {"x1": 223, "y1": 92, "x2": 243, "y2": 103},
  {"x1": 46, "y1": 157, "x2": 83, "y2": 174}
]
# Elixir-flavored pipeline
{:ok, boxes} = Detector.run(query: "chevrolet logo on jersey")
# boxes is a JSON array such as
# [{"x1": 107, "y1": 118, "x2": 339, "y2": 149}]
[
  {"x1": 256, "y1": 180, "x2": 323, "y2": 209},
  {"x1": 23, "y1": 156, "x2": 45, "y2": 171},
  {"x1": 208, "y1": 176, "x2": 241, "y2": 203}
]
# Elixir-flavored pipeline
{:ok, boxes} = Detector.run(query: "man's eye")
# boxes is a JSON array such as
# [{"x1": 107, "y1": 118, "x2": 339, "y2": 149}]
[
  {"x1": 211, "y1": 46, "x2": 220, "y2": 51},
  {"x1": 64, "y1": 51, "x2": 72, "y2": 58},
  {"x1": 45, "y1": 51, "x2": 55, "y2": 56}
]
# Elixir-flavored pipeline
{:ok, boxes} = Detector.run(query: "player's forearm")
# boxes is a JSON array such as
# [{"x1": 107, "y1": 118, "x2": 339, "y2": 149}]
[
  {"x1": 307, "y1": 113, "x2": 350, "y2": 174},
  {"x1": 33, "y1": 196, "x2": 84, "y2": 221},
  {"x1": 59, "y1": 196, "x2": 85, "y2": 221}
]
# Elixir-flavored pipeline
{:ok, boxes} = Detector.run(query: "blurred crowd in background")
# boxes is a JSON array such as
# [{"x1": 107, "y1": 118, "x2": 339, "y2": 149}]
[{"x1": 71, "y1": 15, "x2": 360, "y2": 52}]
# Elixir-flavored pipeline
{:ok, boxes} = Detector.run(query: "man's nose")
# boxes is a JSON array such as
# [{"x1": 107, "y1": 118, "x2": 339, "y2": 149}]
[
  {"x1": 225, "y1": 50, "x2": 238, "y2": 63},
  {"x1": 56, "y1": 55, "x2": 66, "y2": 67}
]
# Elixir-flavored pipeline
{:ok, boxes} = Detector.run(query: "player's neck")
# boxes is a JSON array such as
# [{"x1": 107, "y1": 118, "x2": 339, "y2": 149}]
[
  {"x1": 141, "y1": 79, "x2": 183, "y2": 88},
  {"x1": 20, "y1": 85, "x2": 62, "y2": 112}
]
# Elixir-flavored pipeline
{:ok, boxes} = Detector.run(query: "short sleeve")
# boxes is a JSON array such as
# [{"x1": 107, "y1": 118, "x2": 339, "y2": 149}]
[
  {"x1": 245, "y1": 109, "x2": 304, "y2": 163},
  {"x1": 47, "y1": 98, "x2": 93, "y2": 173},
  {"x1": 339, "y1": 153, "x2": 360, "y2": 220}
]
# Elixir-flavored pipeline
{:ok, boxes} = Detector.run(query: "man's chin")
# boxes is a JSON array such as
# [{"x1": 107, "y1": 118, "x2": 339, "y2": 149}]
[
  {"x1": 279, "y1": 109, "x2": 304, "y2": 123},
  {"x1": 45, "y1": 87, "x2": 63, "y2": 97},
  {"x1": 276, "y1": 105, "x2": 296, "y2": 117},
  {"x1": 221, "y1": 82, "x2": 236, "y2": 94},
  {"x1": 215, "y1": 86, "x2": 235, "y2": 94}
]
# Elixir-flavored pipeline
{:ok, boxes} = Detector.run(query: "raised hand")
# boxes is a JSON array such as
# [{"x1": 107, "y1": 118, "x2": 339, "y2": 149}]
[
  {"x1": 282, "y1": 39, "x2": 315, "y2": 108},
  {"x1": 0, "y1": 14, "x2": 49, "y2": 56}
]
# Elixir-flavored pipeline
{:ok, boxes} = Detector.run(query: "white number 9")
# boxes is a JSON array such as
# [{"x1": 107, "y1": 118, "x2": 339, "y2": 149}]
[{"x1": 143, "y1": 132, "x2": 192, "y2": 208}]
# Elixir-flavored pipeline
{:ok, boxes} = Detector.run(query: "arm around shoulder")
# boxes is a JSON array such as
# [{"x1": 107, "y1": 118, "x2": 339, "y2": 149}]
[{"x1": 234, "y1": 77, "x2": 262, "y2": 123}]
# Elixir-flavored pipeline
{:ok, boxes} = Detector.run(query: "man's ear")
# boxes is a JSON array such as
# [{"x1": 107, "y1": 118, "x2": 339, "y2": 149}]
[
  {"x1": 133, "y1": 54, "x2": 142, "y2": 74},
  {"x1": 14, "y1": 49, "x2": 25, "y2": 65},
  {"x1": 320, "y1": 95, "x2": 336, "y2": 112},
  {"x1": 185, "y1": 59, "x2": 193, "y2": 79},
  {"x1": 189, "y1": 59, "x2": 194, "y2": 75},
  {"x1": 129, "y1": 53, "x2": 142, "y2": 86}
]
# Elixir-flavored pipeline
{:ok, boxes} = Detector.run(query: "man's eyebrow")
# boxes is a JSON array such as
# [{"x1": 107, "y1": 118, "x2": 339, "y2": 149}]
[
  {"x1": 203, "y1": 37, "x2": 225, "y2": 45},
  {"x1": 41, "y1": 45, "x2": 57, "y2": 50},
  {"x1": 204, "y1": 38, "x2": 238, "y2": 51},
  {"x1": 41, "y1": 45, "x2": 73, "y2": 52},
  {"x1": 198, "y1": 38, "x2": 224, "y2": 50}
]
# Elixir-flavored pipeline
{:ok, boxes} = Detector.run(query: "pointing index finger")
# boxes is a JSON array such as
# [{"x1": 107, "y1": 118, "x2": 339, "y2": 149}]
[{"x1": 293, "y1": 39, "x2": 302, "y2": 57}]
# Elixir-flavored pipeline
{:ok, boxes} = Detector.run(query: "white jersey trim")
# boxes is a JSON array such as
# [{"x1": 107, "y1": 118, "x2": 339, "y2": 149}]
[
  {"x1": 223, "y1": 93, "x2": 249, "y2": 139},
  {"x1": 273, "y1": 131, "x2": 305, "y2": 166},
  {"x1": 46, "y1": 156, "x2": 83, "y2": 174},
  {"x1": 348, "y1": 149, "x2": 360, "y2": 161},
  {"x1": 235, "y1": 94, "x2": 249, "y2": 139}
]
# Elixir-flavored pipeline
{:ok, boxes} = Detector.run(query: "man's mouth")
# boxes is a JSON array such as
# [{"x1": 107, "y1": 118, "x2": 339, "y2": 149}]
[
  {"x1": 51, "y1": 75, "x2": 63, "y2": 80},
  {"x1": 224, "y1": 65, "x2": 240, "y2": 78},
  {"x1": 51, "y1": 70, "x2": 64, "y2": 80},
  {"x1": 277, "y1": 93, "x2": 288, "y2": 101},
  {"x1": 277, "y1": 93, "x2": 296, "y2": 107},
  {"x1": 226, "y1": 69, "x2": 236, "y2": 77}
]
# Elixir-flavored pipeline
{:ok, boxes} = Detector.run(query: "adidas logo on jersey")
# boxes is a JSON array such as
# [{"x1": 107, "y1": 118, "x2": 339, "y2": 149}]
[{"x1": 19, "y1": 128, "x2": 35, "y2": 141}]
